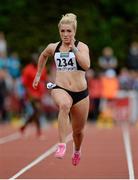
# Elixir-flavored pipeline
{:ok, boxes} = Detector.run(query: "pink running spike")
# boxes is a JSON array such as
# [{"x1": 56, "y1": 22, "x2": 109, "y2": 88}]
[
  {"x1": 55, "y1": 143, "x2": 66, "y2": 159},
  {"x1": 72, "y1": 151, "x2": 81, "y2": 166}
]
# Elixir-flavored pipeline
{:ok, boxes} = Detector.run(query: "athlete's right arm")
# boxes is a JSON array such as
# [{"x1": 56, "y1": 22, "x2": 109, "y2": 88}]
[{"x1": 33, "y1": 43, "x2": 55, "y2": 89}]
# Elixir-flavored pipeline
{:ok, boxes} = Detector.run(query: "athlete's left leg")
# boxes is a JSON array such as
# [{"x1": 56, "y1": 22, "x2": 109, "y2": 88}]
[{"x1": 70, "y1": 96, "x2": 89, "y2": 165}]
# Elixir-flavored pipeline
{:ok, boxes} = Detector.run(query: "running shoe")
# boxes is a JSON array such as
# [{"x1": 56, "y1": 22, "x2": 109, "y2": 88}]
[
  {"x1": 55, "y1": 143, "x2": 66, "y2": 159},
  {"x1": 72, "y1": 151, "x2": 81, "y2": 166}
]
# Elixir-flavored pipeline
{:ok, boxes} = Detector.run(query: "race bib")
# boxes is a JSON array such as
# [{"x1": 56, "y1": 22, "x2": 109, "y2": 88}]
[{"x1": 54, "y1": 52, "x2": 77, "y2": 71}]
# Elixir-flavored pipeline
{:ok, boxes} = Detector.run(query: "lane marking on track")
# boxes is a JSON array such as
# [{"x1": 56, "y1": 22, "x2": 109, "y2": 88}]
[
  {"x1": 0, "y1": 132, "x2": 21, "y2": 145},
  {"x1": 121, "y1": 123, "x2": 135, "y2": 180},
  {"x1": 8, "y1": 133, "x2": 72, "y2": 180},
  {"x1": 0, "y1": 126, "x2": 38, "y2": 145}
]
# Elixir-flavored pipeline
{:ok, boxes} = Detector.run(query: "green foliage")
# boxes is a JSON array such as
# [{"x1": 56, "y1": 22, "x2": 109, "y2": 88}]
[{"x1": 0, "y1": 0, "x2": 138, "y2": 67}]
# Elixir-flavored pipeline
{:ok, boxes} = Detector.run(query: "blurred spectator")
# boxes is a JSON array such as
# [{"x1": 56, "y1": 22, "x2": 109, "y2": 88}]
[
  {"x1": 0, "y1": 54, "x2": 7, "y2": 70},
  {"x1": 118, "y1": 67, "x2": 133, "y2": 90},
  {"x1": 98, "y1": 46, "x2": 118, "y2": 72},
  {"x1": 0, "y1": 32, "x2": 7, "y2": 57},
  {"x1": 11, "y1": 77, "x2": 26, "y2": 118},
  {"x1": 131, "y1": 71, "x2": 138, "y2": 91},
  {"x1": 42, "y1": 62, "x2": 58, "y2": 120},
  {"x1": 6, "y1": 51, "x2": 21, "y2": 79},
  {"x1": 20, "y1": 53, "x2": 47, "y2": 137},
  {"x1": 86, "y1": 69, "x2": 102, "y2": 121},
  {"x1": 0, "y1": 69, "x2": 8, "y2": 122},
  {"x1": 97, "y1": 69, "x2": 119, "y2": 127},
  {"x1": 101, "y1": 69, "x2": 119, "y2": 99},
  {"x1": 126, "y1": 41, "x2": 138, "y2": 71},
  {"x1": 42, "y1": 90, "x2": 58, "y2": 120},
  {"x1": 0, "y1": 50, "x2": 16, "y2": 122}
]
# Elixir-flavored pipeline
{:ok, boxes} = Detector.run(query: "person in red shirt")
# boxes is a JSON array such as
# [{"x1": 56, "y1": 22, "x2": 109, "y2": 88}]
[{"x1": 20, "y1": 53, "x2": 47, "y2": 137}]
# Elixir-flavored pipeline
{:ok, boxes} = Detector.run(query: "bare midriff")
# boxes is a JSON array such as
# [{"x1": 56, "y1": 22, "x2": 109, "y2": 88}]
[{"x1": 55, "y1": 70, "x2": 87, "y2": 92}]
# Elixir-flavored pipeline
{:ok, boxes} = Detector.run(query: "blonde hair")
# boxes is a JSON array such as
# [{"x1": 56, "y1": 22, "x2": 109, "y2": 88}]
[{"x1": 58, "y1": 13, "x2": 77, "y2": 32}]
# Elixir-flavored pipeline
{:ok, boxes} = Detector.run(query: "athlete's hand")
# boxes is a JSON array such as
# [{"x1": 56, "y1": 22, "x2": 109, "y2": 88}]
[
  {"x1": 69, "y1": 38, "x2": 75, "y2": 50},
  {"x1": 32, "y1": 73, "x2": 40, "y2": 89}
]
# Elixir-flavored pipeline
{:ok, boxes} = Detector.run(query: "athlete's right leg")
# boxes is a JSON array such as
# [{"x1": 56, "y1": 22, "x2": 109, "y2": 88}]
[
  {"x1": 51, "y1": 88, "x2": 72, "y2": 158},
  {"x1": 51, "y1": 88, "x2": 72, "y2": 143}
]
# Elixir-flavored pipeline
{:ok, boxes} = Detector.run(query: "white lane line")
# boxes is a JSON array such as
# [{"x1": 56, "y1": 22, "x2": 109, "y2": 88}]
[
  {"x1": 0, "y1": 132, "x2": 21, "y2": 145},
  {"x1": 9, "y1": 133, "x2": 72, "y2": 180},
  {"x1": 121, "y1": 123, "x2": 135, "y2": 180}
]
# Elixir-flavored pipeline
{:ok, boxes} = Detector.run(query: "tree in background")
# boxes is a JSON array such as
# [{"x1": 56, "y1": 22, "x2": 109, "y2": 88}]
[{"x1": 0, "y1": 0, "x2": 137, "y2": 68}]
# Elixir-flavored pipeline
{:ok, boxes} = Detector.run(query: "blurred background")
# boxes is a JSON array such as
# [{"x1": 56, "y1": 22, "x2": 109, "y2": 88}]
[{"x1": 0, "y1": 0, "x2": 138, "y2": 129}]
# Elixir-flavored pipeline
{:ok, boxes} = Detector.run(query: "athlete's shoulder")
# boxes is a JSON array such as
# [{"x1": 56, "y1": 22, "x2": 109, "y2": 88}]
[
  {"x1": 43, "y1": 42, "x2": 60, "y2": 56},
  {"x1": 77, "y1": 41, "x2": 89, "y2": 51},
  {"x1": 78, "y1": 41, "x2": 88, "y2": 47},
  {"x1": 47, "y1": 42, "x2": 59, "y2": 49}
]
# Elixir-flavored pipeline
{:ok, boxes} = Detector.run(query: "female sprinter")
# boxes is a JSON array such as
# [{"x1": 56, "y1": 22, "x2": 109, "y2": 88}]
[{"x1": 33, "y1": 13, "x2": 90, "y2": 166}]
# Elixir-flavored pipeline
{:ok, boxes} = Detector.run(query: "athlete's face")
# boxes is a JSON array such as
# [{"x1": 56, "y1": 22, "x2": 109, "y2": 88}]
[{"x1": 59, "y1": 23, "x2": 75, "y2": 44}]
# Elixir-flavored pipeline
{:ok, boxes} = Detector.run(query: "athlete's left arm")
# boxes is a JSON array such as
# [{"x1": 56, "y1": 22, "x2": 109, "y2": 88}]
[{"x1": 73, "y1": 42, "x2": 90, "y2": 70}]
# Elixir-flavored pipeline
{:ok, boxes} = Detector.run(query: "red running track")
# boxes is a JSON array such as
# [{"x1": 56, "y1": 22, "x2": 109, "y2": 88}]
[{"x1": 0, "y1": 122, "x2": 138, "y2": 179}]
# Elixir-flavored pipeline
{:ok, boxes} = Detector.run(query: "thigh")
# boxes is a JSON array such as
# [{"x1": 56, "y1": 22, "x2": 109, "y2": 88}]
[
  {"x1": 51, "y1": 88, "x2": 73, "y2": 107},
  {"x1": 70, "y1": 96, "x2": 89, "y2": 130}
]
